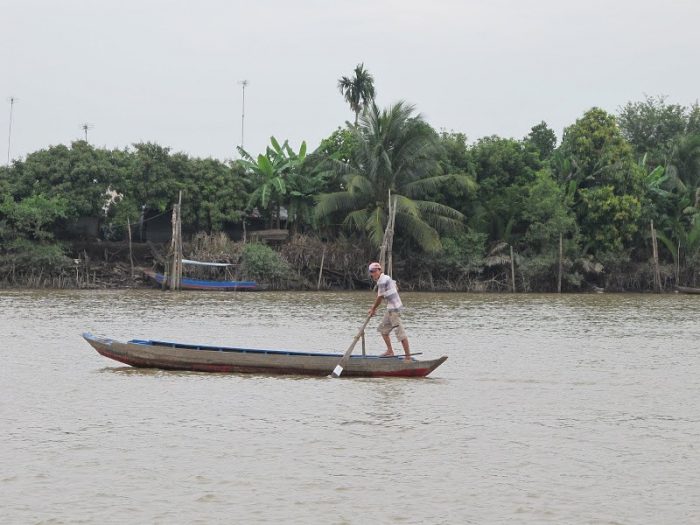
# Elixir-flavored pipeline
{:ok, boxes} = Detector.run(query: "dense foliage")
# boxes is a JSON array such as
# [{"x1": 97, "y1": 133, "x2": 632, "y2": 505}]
[{"x1": 2, "y1": 87, "x2": 699, "y2": 290}]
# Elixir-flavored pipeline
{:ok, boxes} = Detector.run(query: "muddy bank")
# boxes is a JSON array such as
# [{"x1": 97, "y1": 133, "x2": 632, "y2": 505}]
[{"x1": 1, "y1": 238, "x2": 693, "y2": 293}]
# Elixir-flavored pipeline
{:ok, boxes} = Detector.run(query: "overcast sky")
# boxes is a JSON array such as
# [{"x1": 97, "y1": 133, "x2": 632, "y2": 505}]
[{"x1": 2, "y1": 0, "x2": 698, "y2": 163}]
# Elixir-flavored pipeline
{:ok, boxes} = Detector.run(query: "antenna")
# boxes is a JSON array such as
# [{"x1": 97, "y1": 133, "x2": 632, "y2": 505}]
[
  {"x1": 81, "y1": 122, "x2": 93, "y2": 142},
  {"x1": 238, "y1": 80, "x2": 248, "y2": 150},
  {"x1": 6, "y1": 96, "x2": 17, "y2": 167}
]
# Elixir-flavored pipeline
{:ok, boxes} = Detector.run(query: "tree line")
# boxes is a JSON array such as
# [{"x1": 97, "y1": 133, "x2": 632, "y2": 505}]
[{"x1": 1, "y1": 64, "x2": 699, "y2": 291}]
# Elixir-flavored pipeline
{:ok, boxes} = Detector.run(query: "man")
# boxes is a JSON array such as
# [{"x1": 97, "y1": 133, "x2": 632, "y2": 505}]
[{"x1": 367, "y1": 262, "x2": 411, "y2": 361}]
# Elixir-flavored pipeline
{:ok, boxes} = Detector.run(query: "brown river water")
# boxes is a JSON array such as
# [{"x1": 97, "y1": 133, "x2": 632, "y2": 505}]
[{"x1": 1, "y1": 289, "x2": 699, "y2": 524}]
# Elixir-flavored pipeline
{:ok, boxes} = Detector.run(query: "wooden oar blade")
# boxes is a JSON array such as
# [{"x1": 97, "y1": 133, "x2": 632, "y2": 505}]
[
  {"x1": 330, "y1": 313, "x2": 373, "y2": 379},
  {"x1": 331, "y1": 350, "x2": 353, "y2": 377}
]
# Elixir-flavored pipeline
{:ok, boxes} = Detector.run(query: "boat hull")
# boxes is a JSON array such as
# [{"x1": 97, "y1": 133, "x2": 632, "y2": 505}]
[
  {"x1": 143, "y1": 270, "x2": 257, "y2": 291},
  {"x1": 82, "y1": 333, "x2": 447, "y2": 378}
]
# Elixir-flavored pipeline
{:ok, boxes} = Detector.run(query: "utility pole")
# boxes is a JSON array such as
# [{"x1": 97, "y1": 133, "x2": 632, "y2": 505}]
[
  {"x1": 238, "y1": 80, "x2": 248, "y2": 150},
  {"x1": 6, "y1": 96, "x2": 17, "y2": 167},
  {"x1": 81, "y1": 123, "x2": 93, "y2": 142}
]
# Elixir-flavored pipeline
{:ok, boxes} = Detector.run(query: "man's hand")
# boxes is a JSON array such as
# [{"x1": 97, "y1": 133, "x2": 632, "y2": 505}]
[{"x1": 368, "y1": 307, "x2": 376, "y2": 317}]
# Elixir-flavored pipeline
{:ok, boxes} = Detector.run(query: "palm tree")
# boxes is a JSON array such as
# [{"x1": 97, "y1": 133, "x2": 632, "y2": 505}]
[
  {"x1": 316, "y1": 101, "x2": 476, "y2": 252},
  {"x1": 666, "y1": 133, "x2": 700, "y2": 208},
  {"x1": 652, "y1": 134, "x2": 700, "y2": 272},
  {"x1": 337, "y1": 63, "x2": 376, "y2": 126}
]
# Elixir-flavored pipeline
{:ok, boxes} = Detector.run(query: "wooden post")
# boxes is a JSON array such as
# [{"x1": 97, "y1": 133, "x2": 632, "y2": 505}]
[
  {"x1": 651, "y1": 220, "x2": 661, "y2": 293},
  {"x1": 317, "y1": 247, "x2": 326, "y2": 290},
  {"x1": 510, "y1": 245, "x2": 516, "y2": 293},
  {"x1": 176, "y1": 191, "x2": 182, "y2": 289},
  {"x1": 557, "y1": 233, "x2": 563, "y2": 294},
  {"x1": 169, "y1": 191, "x2": 183, "y2": 290},
  {"x1": 169, "y1": 203, "x2": 176, "y2": 289},
  {"x1": 127, "y1": 216, "x2": 134, "y2": 278}
]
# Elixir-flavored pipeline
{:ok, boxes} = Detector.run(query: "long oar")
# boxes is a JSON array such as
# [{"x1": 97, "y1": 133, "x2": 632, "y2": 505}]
[{"x1": 331, "y1": 313, "x2": 373, "y2": 378}]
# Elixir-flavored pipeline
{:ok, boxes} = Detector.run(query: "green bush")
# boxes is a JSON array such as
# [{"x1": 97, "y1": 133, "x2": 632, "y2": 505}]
[
  {"x1": 0, "y1": 239, "x2": 71, "y2": 276},
  {"x1": 240, "y1": 243, "x2": 290, "y2": 282}
]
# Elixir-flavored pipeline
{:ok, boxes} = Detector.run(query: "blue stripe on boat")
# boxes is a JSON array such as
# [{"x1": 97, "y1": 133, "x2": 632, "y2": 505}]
[
  {"x1": 130, "y1": 339, "x2": 340, "y2": 357},
  {"x1": 128, "y1": 338, "x2": 390, "y2": 358},
  {"x1": 145, "y1": 271, "x2": 256, "y2": 289}
]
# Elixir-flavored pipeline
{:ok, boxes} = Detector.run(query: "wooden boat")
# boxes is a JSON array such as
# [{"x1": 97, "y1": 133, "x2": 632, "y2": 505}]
[
  {"x1": 82, "y1": 333, "x2": 447, "y2": 378},
  {"x1": 676, "y1": 285, "x2": 700, "y2": 294},
  {"x1": 143, "y1": 269, "x2": 257, "y2": 291}
]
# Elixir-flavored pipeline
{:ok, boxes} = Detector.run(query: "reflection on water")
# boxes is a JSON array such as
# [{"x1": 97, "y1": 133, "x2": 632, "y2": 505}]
[{"x1": 1, "y1": 290, "x2": 699, "y2": 523}]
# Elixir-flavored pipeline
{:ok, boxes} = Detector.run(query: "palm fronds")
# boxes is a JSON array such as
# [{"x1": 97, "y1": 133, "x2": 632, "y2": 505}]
[{"x1": 314, "y1": 101, "x2": 466, "y2": 251}]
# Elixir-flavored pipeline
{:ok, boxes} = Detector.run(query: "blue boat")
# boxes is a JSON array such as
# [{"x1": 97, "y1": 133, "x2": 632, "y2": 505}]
[{"x1": 143, "y1": 269, "x2": 257, "y2": 291}]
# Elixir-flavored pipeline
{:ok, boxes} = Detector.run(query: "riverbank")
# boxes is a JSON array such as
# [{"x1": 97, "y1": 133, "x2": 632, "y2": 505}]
[
  {"x1": 1, "y1": 237, "x2": 695, "y2": 293},
  {"x1": 0, "y1": 263, "x2": 693, "y2": 294}
]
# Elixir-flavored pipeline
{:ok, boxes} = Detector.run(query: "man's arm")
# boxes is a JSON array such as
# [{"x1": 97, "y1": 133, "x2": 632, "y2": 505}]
[{"x1": 368, "y1": 294, "x2": 383, "y2": 316}]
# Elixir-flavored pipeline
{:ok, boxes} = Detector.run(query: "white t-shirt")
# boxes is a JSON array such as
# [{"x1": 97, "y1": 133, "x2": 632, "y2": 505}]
[{"x1": 377, "y1": 273, "x2": 403, "y2": 311}]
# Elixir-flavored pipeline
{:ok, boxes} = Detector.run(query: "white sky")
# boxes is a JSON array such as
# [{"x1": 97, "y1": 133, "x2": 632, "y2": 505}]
[{"x1": 1, "y1": 0, "x2": 699, "y2": 163}]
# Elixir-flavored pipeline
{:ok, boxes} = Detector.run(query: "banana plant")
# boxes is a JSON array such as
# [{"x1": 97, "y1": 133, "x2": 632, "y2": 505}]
[{"x1": 237, "y1": 137, "x2": 307, "y2": 229}]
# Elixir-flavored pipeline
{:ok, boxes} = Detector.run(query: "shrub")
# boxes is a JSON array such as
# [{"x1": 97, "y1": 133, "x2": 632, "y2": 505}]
[
  {"x1": 240, "y1": 243, "x2": 290, "y2": 283},
  {"x1": 0, "y1": 239, "x2": 72, "y2": 284}
]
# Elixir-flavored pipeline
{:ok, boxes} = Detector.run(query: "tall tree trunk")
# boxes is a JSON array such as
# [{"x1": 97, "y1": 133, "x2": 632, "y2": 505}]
[
  {"x1": 510, "y1": 245, "x2": 516, "y2": 293},
  {"x1": 557, "y1": 233, "x2": 563, "y2": 293},
  {"x1": 651, "y1": 220, "x2": 661, "y2": 293},
  {"x1": 379, "y1": 191, "x2": 397, "y2": 277}
]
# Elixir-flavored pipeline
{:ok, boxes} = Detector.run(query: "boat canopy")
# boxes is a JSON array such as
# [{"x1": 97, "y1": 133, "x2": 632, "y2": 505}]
[{"x1": 181, "y1": 259, "x2": 233, "y2": 267}]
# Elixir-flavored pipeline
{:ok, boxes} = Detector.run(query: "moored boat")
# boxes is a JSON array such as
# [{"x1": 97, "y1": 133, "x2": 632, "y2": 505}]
[
  {"x1": 676, "y1": 285, "x2": 700, "y2": 294},
  {"x1": 82, "y1": 333, "x2": 447, "y2": 378},
  {"x1": 143, "y1": 269, "x2": 257, "y2": 291}
]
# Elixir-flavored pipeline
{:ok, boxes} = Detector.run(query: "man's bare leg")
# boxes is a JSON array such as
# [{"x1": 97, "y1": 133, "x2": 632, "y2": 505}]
[
  {"x1": 380, "y1": 334, "x2": 394, "y2": 356},
  {"x1": 401, "y1": 338, "x2": 411, "y2": 361}
]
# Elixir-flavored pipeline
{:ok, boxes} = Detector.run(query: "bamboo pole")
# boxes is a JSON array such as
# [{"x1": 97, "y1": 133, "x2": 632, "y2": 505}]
[
  {"x1": 651, "y1": 220, "x2": 661, "y2": 293},
  {"x1": 317, "y1": 247, "x2": 326, "y2": 290},
  {"x1": 510, "y1": 245, "x2": 516, "y2": 293},
  {"x1": 557, "y1": 233, "x2": 563, "y2": 293}
]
